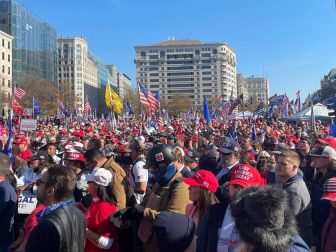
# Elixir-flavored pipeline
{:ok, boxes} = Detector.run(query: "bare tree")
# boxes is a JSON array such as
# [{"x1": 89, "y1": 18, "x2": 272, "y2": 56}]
[{"x1": 166, "y1": 95, "x2": 193, "y2": 115}]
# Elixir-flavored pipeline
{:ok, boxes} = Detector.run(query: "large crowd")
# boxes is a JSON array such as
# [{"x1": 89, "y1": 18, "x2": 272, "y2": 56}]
[{"x1": 0, "y1": 116, "x2": 336, "y2": 252}]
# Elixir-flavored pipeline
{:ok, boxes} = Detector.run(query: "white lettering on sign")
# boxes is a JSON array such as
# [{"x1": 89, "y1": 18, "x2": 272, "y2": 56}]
[
  {"x1": 18, "y1": 191, "x2": 38, "y2": 214},
  {"x1": 20, "y1": 119, "x2": 37, "y2": 132}
]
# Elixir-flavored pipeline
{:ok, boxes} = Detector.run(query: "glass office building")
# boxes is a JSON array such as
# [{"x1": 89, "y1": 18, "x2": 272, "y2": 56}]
[
  {"x1": 0, "y1": 0, "x2": 57, "y2": 84},
  {"x1": 89, "y1": 53, "x2": 116, "y2": 114}
]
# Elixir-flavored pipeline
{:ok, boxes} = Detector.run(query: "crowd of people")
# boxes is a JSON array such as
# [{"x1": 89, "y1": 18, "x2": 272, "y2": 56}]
[{"x1": 0, "y1": 116, "x2": 336, "y2": 252}]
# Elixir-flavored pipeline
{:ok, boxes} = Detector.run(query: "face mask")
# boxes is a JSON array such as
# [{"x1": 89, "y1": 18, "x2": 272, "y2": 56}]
[
  {"x1": 32, "y1": 185, "x2": 38, "y2": 194},
  {"x1": 155, "y1": 162, "x2": 176, "y2": 186}
]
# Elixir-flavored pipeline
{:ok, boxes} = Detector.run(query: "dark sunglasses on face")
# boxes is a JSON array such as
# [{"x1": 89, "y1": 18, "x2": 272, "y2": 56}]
[{"x1": 36, "y1": 179, "x2": 48, "y2": 187}]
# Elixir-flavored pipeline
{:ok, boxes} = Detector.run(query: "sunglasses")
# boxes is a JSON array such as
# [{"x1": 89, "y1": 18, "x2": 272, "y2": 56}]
[
  {"x1": 36, "y1": 179, "x2": 48, "y2": 186},
  {"x1": 220, "y1": 152, "x2": 232, "y2": 156}
]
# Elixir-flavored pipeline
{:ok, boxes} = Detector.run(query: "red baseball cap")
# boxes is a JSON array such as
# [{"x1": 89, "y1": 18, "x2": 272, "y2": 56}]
[
  {"x1": 14, "y1": 136, "x2": 28, "y2": 145},
  {"x1": 119, "y1": 145, "x2": 129, "y2": 153},
  {"x1": 321, "y1": 177, "x2": 336, "y2": 202},
  {"x1": 228, "y1": 164, "x2": 264, "y2": 188},
  {"x1": 64, "y1": 152, "x2": 85, "y2": 162},
  {"x1": 316, "y1": 136, "x2": 336, "y2": 149},
  {"x1": 183, "y1": 170, "x2": 218, "y2": 193}
]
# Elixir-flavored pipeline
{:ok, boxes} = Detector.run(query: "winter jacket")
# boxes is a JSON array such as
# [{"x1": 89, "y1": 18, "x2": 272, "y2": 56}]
[
  {"x1": 308, "y1": 170, "x2": 336, "y2": 241},
  {"x1": 103, "y1": 157, "x2": 128, "y2": 210},
  {"x1": 321, "y1": 208, "x2": 336, "y2": 252},
  {"x1": 283, "y1": 174, "x2": 313, "y2": 247},
  {"x1": 142, "y1": 171, "x2": 190, "y2": 221}
]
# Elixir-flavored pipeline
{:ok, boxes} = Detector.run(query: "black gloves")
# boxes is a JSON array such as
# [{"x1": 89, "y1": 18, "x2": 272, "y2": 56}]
[
  {"x1": 109, "y1": 205, "x2": 145, "y2": 229},
  {"x1": 133, "y1": 204, "x2": 145, "y2": 216},
  {"x1": 110, "y1": 207, "x2": 134, "y2": 229}
]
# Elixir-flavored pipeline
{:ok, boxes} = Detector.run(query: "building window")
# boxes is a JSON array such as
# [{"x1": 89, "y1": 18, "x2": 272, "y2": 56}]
[
  {"x1": 2, "y1": 78, "x2": 4, "y2": 86},
  {"x1": 2, "y1": 66, "x2": 4, "y2": 73},
  {"x1": 8, "y1": 67, "x2": 10, "y2": 75},
  {"x1": 1, "y1": 52, "x2": 4, "y2": 60},
  {"x1": 7, "y1": 54, "x2": 10, "y2": 62},
  {"x1": 7, "y1": 80, "x2": 10, "y2": 88},
  {"x1": 2, "y1": 39, "x2": 4, "y2": 47}
]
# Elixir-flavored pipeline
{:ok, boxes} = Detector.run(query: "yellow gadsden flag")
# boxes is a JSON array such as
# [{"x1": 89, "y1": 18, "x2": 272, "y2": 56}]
[{"x1": 105, "y1": 83, "x2": 123, "y2": 115}]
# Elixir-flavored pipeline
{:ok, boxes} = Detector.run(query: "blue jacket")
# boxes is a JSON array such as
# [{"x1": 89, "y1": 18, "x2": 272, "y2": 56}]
[
  {"x1": 289, "y1": 235, "x2": 310, "y2": 252},
  {"x1": 196, "y1": 201, "x2": 229, "y2": 252}
]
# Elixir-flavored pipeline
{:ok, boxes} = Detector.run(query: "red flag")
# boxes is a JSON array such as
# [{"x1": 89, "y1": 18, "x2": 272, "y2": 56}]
[{"x1": 12, "y1": 99, "x2": 25, "y2": 115}]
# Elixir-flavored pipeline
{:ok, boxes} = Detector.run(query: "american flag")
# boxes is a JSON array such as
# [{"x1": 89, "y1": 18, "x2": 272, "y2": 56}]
[
  {"x1": 14, "y1": 87, "x2": 26, "y2": 99},
  {"x1": 138, "y1": 82, "x2": 160, "y2": 114},
  {"x1": 84, "y1": 101, "x2": 91, "y2": 113},
  {"x1": 295, "y1": 90, "x2": 301, "y2": 112},
  {"x1": 57, "y1": 99, "x2": 65, "y2": 111},
  {"x1": 157, "y1": 116, "x2": 164, "y2": 130}
]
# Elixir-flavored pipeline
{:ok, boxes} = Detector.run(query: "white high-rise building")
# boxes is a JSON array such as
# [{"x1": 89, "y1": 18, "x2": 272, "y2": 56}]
[
  {"x1": 246, "y1": 76, "x2": 269, "y2": 103},
  {"x1": 0, "y1": 30, "x2": 13, "y2": 112},
  {"x1": 135, "y1": 39, "x2": 237, "y2": 106},
  {"x1": 237, "y1": 74, "x2": 249, "y2": 102},
  {"x1": 117, "y1": 73, "x2": 131, "y2": 101},
  {"x1": 57, "y1": 37, "x2": 97, "y2": 109}
]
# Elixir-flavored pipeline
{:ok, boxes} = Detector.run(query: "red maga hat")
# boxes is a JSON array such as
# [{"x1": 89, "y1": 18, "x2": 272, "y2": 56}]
[
  {"x1": 183, "y1": 170, "x2": 218, "y2": 193},
  {"x1": 228, "y1": 163, "x2": 264, "y2": 188}
]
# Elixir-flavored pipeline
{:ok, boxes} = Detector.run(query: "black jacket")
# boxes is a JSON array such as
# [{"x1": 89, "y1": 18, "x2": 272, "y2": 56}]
[
  {"x1": 309, "y1": 170, "x2": 336, "y2": 238},
  {"x1": 26, "y1": 204, "x2": 86, "y2": 252}
]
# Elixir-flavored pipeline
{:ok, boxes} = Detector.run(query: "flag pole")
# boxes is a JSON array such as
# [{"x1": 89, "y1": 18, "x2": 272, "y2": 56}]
[
  {"x1": 32, "y1": 96, "x2": 34, "y2": 119},
  {"x1": 108, "y1": 81, "x2": 115, "y2": 128},
  {"x1": 137, "y1": 82, "x2": 145, "y2": 119}
]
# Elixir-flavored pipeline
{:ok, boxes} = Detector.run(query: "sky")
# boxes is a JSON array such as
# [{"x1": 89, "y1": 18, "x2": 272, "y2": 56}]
[{"x1": 17, "y1": 0, "x2": 336, "y2": 101}]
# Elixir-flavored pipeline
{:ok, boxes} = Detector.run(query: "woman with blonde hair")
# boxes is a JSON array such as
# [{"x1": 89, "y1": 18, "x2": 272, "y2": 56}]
[{"x1": 183, "y1": 170, "x2": 219, "y2": 252}]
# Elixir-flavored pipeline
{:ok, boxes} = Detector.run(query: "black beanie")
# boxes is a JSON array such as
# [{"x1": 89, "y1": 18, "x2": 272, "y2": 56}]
[{"x1": 153, "y1": 211, "x2": 196, "y2": 252}]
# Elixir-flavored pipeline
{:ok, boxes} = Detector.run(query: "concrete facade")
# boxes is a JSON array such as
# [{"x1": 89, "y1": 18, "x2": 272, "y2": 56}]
[
  {"x1": 117, "y1": 72, "x2": 131, "y2": 102},
  {"x1": 0, "y1": 29, "x2": 13, "y2": 111},
  {"x1": 135, "y1": 39, "x2": 237, "y2": 107},
  {"x1": 236, "y1": 73, "x2": 249, "y2": 102},
  {"x1": 245, "y1": 76, "x2": 269, "y2": 103},
  {"x1": 57, "y1": 37, "x2": 97, "y2": 110}
]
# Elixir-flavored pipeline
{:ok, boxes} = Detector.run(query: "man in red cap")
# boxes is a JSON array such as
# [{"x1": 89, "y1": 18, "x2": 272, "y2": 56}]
[
  {"x1": 197, "y1": 163, "x2": 264, "y2": 252},
  {"x1": 316, "y1": 136, "x2": 336, "y2": 150},
  {"x1": 14, "y1": 136, "x2": 32, "y2": 161},
  {"x1": 64, "y1": 151, "x2": 92, "y2": 209}
]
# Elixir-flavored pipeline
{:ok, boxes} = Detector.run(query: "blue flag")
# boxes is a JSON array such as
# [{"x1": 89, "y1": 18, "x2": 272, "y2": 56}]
[
  {"x1": 3, "y1": 112, "x2": 14, "y2": 164},
  {"x1": 154, "y1": 91, "x2": 160, "y2": 100},
  {"x1": 33, "y1": 97, "x2": 41, "y2": 115},
  {"x1": 229, "y1": 125, "x2": 238, "y2": 141},
  {"x1": 203, "y1": 95, "x2": 211, "y2": 123},
  {"x1": 252, "y1": 124, "x2": 257, "y2": 141},
  {"x1": 329, "y1": 119, "x2": 336, "y2": 137},
  {"x1": 126, "y1": 101, "x2": 133, "y2": 115}
]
